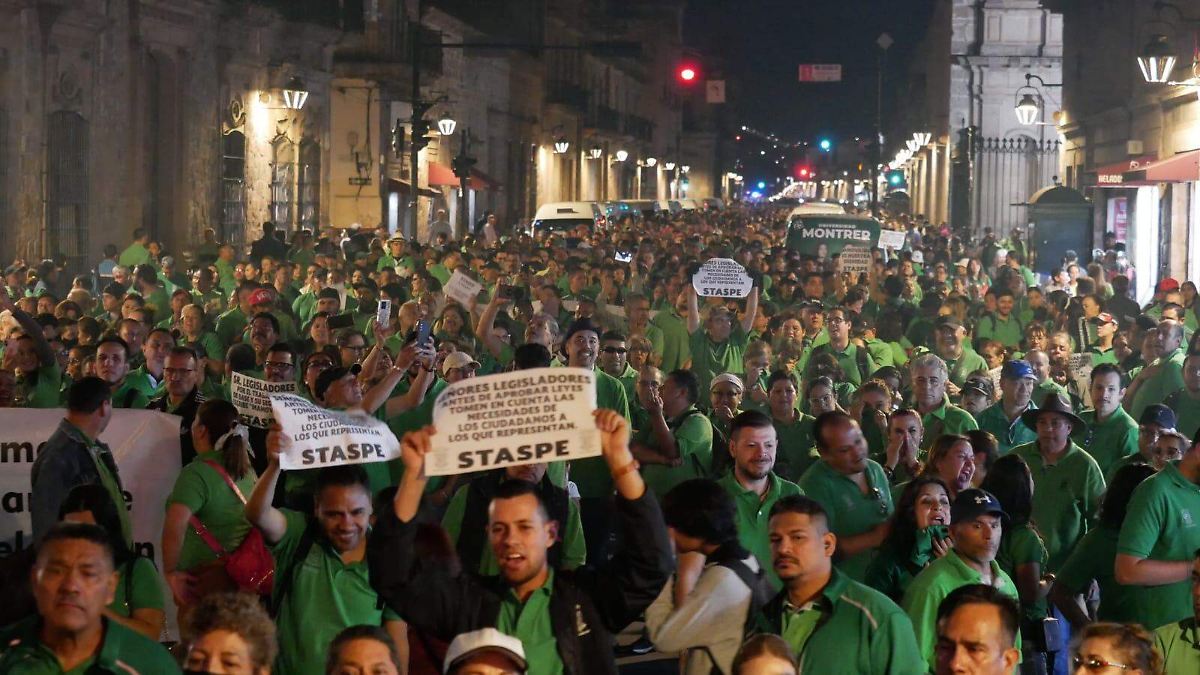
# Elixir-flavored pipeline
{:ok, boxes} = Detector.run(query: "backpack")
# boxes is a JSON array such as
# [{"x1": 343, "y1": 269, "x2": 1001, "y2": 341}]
[{"x1": 700, "y1": 553, "x2": 774, "y2": 675}]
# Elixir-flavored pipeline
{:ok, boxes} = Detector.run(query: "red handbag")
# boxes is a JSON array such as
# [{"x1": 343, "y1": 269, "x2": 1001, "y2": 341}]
[{"x1": 188, "y1": 460, "x2": 275, "y2": 597}]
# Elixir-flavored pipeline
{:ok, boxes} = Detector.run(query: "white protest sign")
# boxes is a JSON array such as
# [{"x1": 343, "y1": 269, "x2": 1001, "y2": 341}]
[
  {"x1": 878, "y1": 229, "x2": 907, "y2": 250},
  {"x1": 692, "y1": 258, "x2": 753, "y2": 298},
  {"x1": 1067, "y1": 352, "x2": 1094, "y2": 408},
  {"x1": 839, "y1": 245, "x2": 872, "y2": 275},
  {"x1": 427, "y1": 367, "x2": 601, "y2": 476},
  {"x1": 0, "y1": 409, "x2": 183, "y2": 638},
  {"x1": 231, "y1": 372, "x2": 296, "y2": 428},
  {"x1": 270, "y1": 394, "x2": 401, "y2": 471},
  {"x1": 445, "y1": 269, "x2": 483, "y2": 307}
]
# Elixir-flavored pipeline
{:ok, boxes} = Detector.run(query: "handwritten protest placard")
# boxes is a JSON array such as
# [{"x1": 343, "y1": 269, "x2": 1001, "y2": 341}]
[
  {"x1": 1067, "y1": 352, "x2": 1094, "y2": 409},
  {"x1": 692, "y1": 258, "x2": 753, "y2": 298},
  {"x1": 445, "y1": 269, "x2": 483, "y2": 307},
  {"x1": 839, "y1": 245, "x2": 872, "y2": 275},
  {"x1": 270, "y1": 394, "x2": 401, "y2": 470},
  {"x1": 427, "y1": 367, "x2": 601, "y2": 476},
  {"x1": 878, "y1": 229, "x2": 907, "y2": 250},
  {"x1": 231, "y1": 372, "x2": 296, "y2": 428}
]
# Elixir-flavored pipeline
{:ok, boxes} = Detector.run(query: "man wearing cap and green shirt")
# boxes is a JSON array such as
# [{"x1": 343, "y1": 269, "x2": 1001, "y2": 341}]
[
  {"x1": 751, "y1": 494, "x2": 924, "y2": 673},
  {"x1": 1126, "y1": 319, "x2": 1187, "y2": 420},
  {"x1": 687, "y1": 285, "x2": 759, "y2": 395},
  {"x1": 1106, "y1": 404, "x2": 1179, "y2": 482},
  {"x1": 1088, "y1": 313, "x2": 1121, "y2": 366},
  {"x1": 931, "y1": 317, "x2": 989, "y2": 389},
  {"x1": 902, "y1": 488, "x2": 1020, "y2": 671},
  {"x1": 717, "y1": 410, "x2": 803, "y2": 589},
  {"x1": 910, "y1": 353, "x2": 979, "y2": 452},
  {"x1": 1011, "y1": 392, "x2": 1106, "y2": 571},
  {"x1": 1153, "y1": 550, "x2": 1200, "y2": 674},
  {"x1": 1115, "y1": 421, "x2": 1200, "y2": 633},
  {"x1": 1166, "y1": 350, "x2": 1200, "y2": 443},
  {"x1": 1074, "y1": 363, "x2": 1139, "y2": 478},
  {"x1": 974, "y1": 360, "x2": 1039, "y2": 455}
]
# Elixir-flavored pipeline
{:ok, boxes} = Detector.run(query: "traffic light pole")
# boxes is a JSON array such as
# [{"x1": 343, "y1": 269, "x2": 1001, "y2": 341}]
[{"x1": 409, "y1": 0, "x2": 424, "y2": 238}]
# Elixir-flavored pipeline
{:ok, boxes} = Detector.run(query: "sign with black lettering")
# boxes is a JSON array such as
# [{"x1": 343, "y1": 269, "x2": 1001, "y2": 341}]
[
  {"x1": 692, "y1": 258, "x2": 753, "y2": 298},
  {"x1": 786, "y1": 215, "x2": 882, "y2": 257},
  {"x1": 270, "y1": 394, "x2": 401, "y2": 470},
  {"x1": 427, "y1": 367, "x2": 601, "y2": 476},
  {"x1": 231, "y1": 372, "x2": 296, "y2": 428}
]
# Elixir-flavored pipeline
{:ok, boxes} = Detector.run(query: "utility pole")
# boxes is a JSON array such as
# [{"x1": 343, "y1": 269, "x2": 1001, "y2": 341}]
[
  {"x1": 873, "y1": 32, "x2": 893, "y2": 218},
  {"x1": 408, "y1": 0, "x2": 427, "y2": 239}
]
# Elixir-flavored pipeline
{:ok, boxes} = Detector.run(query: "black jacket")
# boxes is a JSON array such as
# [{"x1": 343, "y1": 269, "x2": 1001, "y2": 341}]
[
  {"x1": 147, "y1": 387, "x2": 206, "y2": 466},
  {"x1": 368, "y1": 490, "x2": 673, "y2": 675}
]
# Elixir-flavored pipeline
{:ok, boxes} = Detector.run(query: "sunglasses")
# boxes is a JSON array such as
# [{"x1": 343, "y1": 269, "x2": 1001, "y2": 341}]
[{"x1": 1072, "y1": 656, "x2": 1130, "y2": 671}]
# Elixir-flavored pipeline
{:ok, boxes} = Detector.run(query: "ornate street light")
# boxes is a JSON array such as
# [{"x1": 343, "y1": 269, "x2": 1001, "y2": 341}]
[
  {"x1": 645, "y1": 157, "x2": 657, "y2": 167},
  {"x1": 664, "y1": 161, "x2": 676, "y2": 171},
  {"x1": 615, "y1": 149, "x2": 629, "y2": 162},
  {"x1": 282, "y1": 77, "x2": 309, "y2": 110},
  {"x1": 680, "y1": 164, "x2": 690, "y2": 173},
  {"x1": 1137, "y1": 34, "x2": 1177, "y2": 83},
  {"x1": 906, "y1": 139, "x2": 920, "y2": 153},
  {"x1": 589, "y1": 145, "x2": 603, "y2": 159},
  {"x1": 554, "y1": 137, "x2": 570, "y2": 154},
  {"x1": 913, "y1": 132, "x2": 931, "y2": 146},
  {"x1": 437, "y1": 114, "x2": 457, "y2": 136},
  {"x1": 1014, "y1": 92, "x2": 1041, "y2": 125}
]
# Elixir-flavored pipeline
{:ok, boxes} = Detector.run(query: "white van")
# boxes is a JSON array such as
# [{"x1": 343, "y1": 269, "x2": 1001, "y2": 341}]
[
  {"x1": 530, "y1": 202, "x2": 607, "y2": 234},
  {"x1": 787, "y1": 202, "x2": 846, "y2": 220},
  {"x1": 678, "y1": 198, "x2": 701, "y2": 211}
]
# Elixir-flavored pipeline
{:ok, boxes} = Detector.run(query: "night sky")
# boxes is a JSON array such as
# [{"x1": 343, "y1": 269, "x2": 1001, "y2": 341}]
[{"x1": 684, "y1": 0, "x2": 937, "y2": 144}]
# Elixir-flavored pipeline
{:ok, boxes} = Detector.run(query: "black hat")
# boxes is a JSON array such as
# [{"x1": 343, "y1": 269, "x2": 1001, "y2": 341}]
[
  {"x1": 317, "y1": 287, "x2": 341, "y2": 300},
  {"x1": 314, "y1": 364, "x2": 362, "y2": 401},
  {"x1": 951, "y1": 488, "x2": 1009, "y2": 525},
  {"x1": 1020, "y1": 391, "x2": 1083, "y2": 431},
  {"x1": 102, "y1": 281, "x2": 126, "y2": 298},
  {"x1": 561, "y1": 318, "x2": 603, "y2": 351},
  {"x1": 1138, "y1": 403, "x2": 1177, "y2": 430},
  {"x1": 962, "y1": 377, "x2": 995, "y2": 399},
  {"x1": 934, "y1": 315, "x2": 964, "y2": 331}
]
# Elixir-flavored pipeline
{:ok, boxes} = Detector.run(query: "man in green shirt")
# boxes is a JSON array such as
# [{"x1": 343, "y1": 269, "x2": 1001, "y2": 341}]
[
  {"x1": 0, "y1": 523, "x2": 180, "y2": 674},
  {"x1": 1126, "y1": 319, "x2": 1186, "y2": 420},
  {"x1": 766, "y1": 371, "x2": 819, "y2": 482},
  {"x1": 975, "y1": 290, "x2": 1024, "y2": 350},
  {"x1": 687, "y1": 284, "x2": 758, "y2": 394},
  {"x1": 0, "y1": 292, "x2": 62, "y2": 408},
  {"x1": 930, "y1": 317, "x2": 989, "y2": 389},
  {"x1": 631, "y1": 368, "x2": 713, "y2": 499},
  {"x1": 1115, "y1": 432, "x2": 1200, "y2": 632},
  {"x1": 717, "y1": 409, "x2": 803, "y2": 588},
  {"x1": 215, "y1": 283, "x2": 257, "y2": 352},
  {"x1": 116, "y1": 227, "x2": 152, "y2": 269},
  {"x1": 797, "y1": 411, "x2": 893, "y2": 581},
  {"x1": 651, "y1": 290, "x2": 693, "y2": 373},
  {"x1": 1074, "y1": 363, "x2": 1139, "y2": 477},
  {"x1": 598, "y1": 330, "x2": 637, "y2": 403},
  {"x1": 751, "y1": 494, "x2": 924, "y2": 673},
  {"x1": 933, "y1": 582, "x2": 1022, "y2": 675},
  {"x1": 910, "y1": 353, "x2": 979, "y2": 452},
  {"x1": 902, "y1": 488, "x2": 1020, "y2": 671},
  {"x1": 94, "y1": 337, "x2": 150, "y2": 408},
  {"x1": 247, "y1": 458, "x2": 406, "y2": 675},
  {"x1": 1153, "y1": 551, "x2": 1200, "y2": 674},
  {"x1": 802, "y1": 305, "x2": 875, "y2": 387},
  {"x1": 1167, "y1": 350, "x2": 1200, "y2": 440},
  {"x1": 974, "y1": 360, "x2": 1038, "y2": 455},
  {"x1": 1011, "y1": 393, "x2": 1106, "y2": 571}
]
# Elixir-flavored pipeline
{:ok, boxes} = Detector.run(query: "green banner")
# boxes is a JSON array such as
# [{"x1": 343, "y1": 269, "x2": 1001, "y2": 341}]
[{"x1": 786, "y1": 215, "x2": 882, "y2": 257}]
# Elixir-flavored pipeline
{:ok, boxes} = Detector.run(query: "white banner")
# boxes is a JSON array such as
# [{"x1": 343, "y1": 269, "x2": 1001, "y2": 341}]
[
  {"x1": 878, "y1": 229, "x2": 907, "y2": 250},
  {"x1": 0, "y1": 409, "x2": 183, "y2": 638},
  {"x1": 231, "y1": 372, "x2": 296, "y2": 428},
  {"x1": 1068, "y1": 352, "x2": 1094, "y2": 409},
  {"x1": 692, "y1": 258, "x2": 753, "y2": 298},
  {"x1": 427, "y1": 367, "x2": 601, "y2": 476},
  {"x1": 270, "y1": 394, "x2": 401, "y2": 471},
  {"x1": 445, "y1": 270, "x2": 483, "y2": 308},
  {"x1": 839, "y1": 245, "x2": 872, "y2": 275}
]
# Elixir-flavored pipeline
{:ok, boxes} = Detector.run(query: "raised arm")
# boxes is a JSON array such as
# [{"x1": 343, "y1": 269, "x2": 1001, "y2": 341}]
[
  {"x1": 244, "y1": 426, "x2": 290, "y2": 544},
  {"x1": 740, "y1": 286, "x2": 759, "y2": 335},
  {"x1": 687, "y1": 287, "x2": 700, "y2": 334},
  {"x1": 0, "y1": 292, "x2": 54, "y2": 367},
  {"x1": 474, "y1": 291, "x2": 509, "y2": 361}
]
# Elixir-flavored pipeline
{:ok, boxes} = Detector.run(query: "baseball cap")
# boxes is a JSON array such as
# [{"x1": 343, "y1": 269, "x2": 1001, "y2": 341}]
[
  {"x1": 247, "y1": 288, "x2": 274, "y2": 306},
  {"x1": 934, "y1": 315, "x2": 963, "y2": 331},
  {"x1": 441, "y1": 351, "x2": 481, "y2": 376},
  {"x1": 910, "y1": 250, "x2": 924, "y2": 264},
  {"x1": 1088, "y1": 312, "x2": 1117, "y2": 326},
  {"x1": 710, "y1": 373, "x2": 745, "y2": 391},
  {"x1": 1138, "y1": 403, "x2": 1176, "y2": 430},
  {"x1": 443, "y1": 628, "x2": 527, "y2": 673},
  {"x1": 1157, "y1": 278, "x2": 1180, "y2": 292},
  {"x1": 314, "y1": 364, "x2": 362, "y2": 401},
  {"x1": 317, "y1": 287, "x2": 341, "y2": 301},
  {"x1": 962, "y1": 377, "x2": 994, "y2": 399},
  {"x1": 1000, "y1": 360, "x2": 1036, "y2": 381},
  {"x1": 951, "y1": 488, "x2": 1008, "y2": 525},
  {"x1": 955, "y1": 258, "x2": 970, "y2": 268}
]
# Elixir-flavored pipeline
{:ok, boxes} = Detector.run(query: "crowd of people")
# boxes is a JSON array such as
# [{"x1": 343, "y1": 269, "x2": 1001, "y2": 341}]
[{"x1": 0, "y1": 204, "x2": 1199, "y2": 675}]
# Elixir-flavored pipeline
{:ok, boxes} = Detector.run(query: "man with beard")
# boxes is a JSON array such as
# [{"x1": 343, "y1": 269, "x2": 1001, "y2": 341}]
[
  {"x1": 247, "y1": 452, "x2": 405, "y2": 675},
  {"x1": 797, "y1": 411, "x2": 893, "y2": 581},
  {"x1": 247, "y1": 312, "x2": 280, "y2": 369},
  {"x1": 717, "y1": 410, "x2": 803, "y2": 589},
  {"x1": 974, "y1": 360, "x2": 1038, "y2": 455},
  {"x1": 750, "y1": 495, "x2": 923, "y2": 674},
  {"x1": 910, "y1": 353, "x2": 978, "y2": 452},
  {"x1": 1126, "y1": 320, "x2": 1187, "y2": 419},
  {"x1": 371, "y1": 410, "x2": 672, "y2": 675},
  {"x1": 903, "y1": 489, "x2": 1019, "y2": 671},
  {"x1": 598, "y1": 330, "x2": 636, "y2": 402},
  {"x1": 1166, "y1": 349, "x2": 1200, "y2": 443},
  {"x1": 1074, "y1": 363, "x2": 1139, "y2": 478},
  {"x1": 147, "y1": 346, "x2": 206, "y2": 465}
]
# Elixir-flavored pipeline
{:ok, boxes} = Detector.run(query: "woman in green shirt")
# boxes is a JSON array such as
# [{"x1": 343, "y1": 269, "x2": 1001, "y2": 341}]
[
  {"x1": 162, "y1": 399, "x2": 259, "y2": 612},
  {"x1": 59, "y1": 484, "x2": 166, "y2": 640},
  {"x1": 865, "y1": 476, "x2": 952, "y2": 602}
]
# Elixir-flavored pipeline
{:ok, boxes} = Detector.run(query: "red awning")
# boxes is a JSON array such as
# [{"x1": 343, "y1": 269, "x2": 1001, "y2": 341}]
[
  {"x1": 1091, "y1": 155, "x2": 1158, "y2": 187},
  {"x1": 385, "y1": 177, "x2": 440, "y2": 198},
  {"x1": 1124, "y1": 149, "x2": 1200, "y2": 184},
  {"x1": 426, "y1": 163, "x2": 504, "y2": 191}
]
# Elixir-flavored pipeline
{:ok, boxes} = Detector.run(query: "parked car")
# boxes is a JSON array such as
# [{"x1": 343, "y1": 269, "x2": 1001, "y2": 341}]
[{"x1": 530, "y1": 201, "x2": 607, "y2": 235}]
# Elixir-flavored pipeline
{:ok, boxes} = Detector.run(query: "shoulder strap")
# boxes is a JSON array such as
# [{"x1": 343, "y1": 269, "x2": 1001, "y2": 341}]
[
  {"x1": 188, "y1": 515, "x2": 227, "y2": 557},
  {"x1": 270, "y1": 522, "x2": 317, "y2": 617},
  {"x1": 201, "y1": 459, "x2": 248, "y2": 504}
]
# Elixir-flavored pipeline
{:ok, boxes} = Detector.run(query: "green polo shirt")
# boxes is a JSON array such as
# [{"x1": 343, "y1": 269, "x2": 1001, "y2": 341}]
[
  {"x1": 918, "y1": 400, "x2": 979, "y2": 452},
  {"x1": 760, "y1": 567, "x2": 924, "y2": 675},
  {"x1": 943, "y1": 350, "x2": 990, "y2": 387},
  {"x1": 901, "y1": 549, "x2": 1020, "y2": 672},
  {"x1": 1055, "y1": 525, "x2": 1142, "y2": 624},
  {"x1": 797, "y1": 458, "x2": 893, "y2": 581},
  {"x1": 166, "y1": 452, "x2": 258, "y2": 571},
  {"x1": 1130, "y1": 347, "x2": 1187, "y2": 420},
  {"x1": 996, "y1": 522, "x2": 1048, "y2": 625},
  {"x1": 1117, "y1": 462, "x2": 1200, "y2": 631},
  {"x1": 974, "y1": 401, "x2": 1037, "y2": 455},
  {"x1": 651, "y1": 311, "x2": 692, "y2": 373},
  {"x1": 0, "y1": 616, "x2": 180, "y2": 674},
  {"x1": 117, "y1": 242, "x2": 152, "y2": 268},
  {"x1": 717, "y1": 471, "x2": 803, "y2": 589},
  {"x1": 1155, "y1": 619, "x2": 1200, "y2": 674},
  {"x1": 214, "y1": 306, "x2": 248, "y2": 352},
  {"x1": 1167, "y1": 387, "x2": 1200, "y2": 440},
  {"x1": 771, "y1": 411, "x2": 819, "y2": 483},
  {"x1": 862, "y1": 337, "x2": 896, "y2": 369},
  {"x1": 1089, "y1": 346, "x2": 1119, "y2": 367},
  {"x1": 689, "y1": 324, "x2": 750, "y2": 395},
  {"x1": 110, "y1": 378, "x2": 150, "y2": 409},
  {"x1": 1011, "y1": 441, "x2": 1105, "y2": 571},
  {"x1": 109, "y1": 556, "x2": 165, "y2": 619},
  {"x1": 976, "y1": 313, "x2": 1024, "y2": 349},
  {"x1": 272, "y1": 510, "x2": 399, "y2": 675},
  {"x1": 441, "y1": 484, "x2": 586, "y2": 575},
  {"x1": 566, "y1": 369, "x2": 631, "y2": 500},
  {"x1": 18, "y1": 364, "x2": 62, "y2": 409},
  {"x1": 215, "y1": 259, "x2": 237, "y2": 295},
  {"x1": 497, "y1": 569, "x2": 563, "y2": 675},
  {"x1": 636, "y1": 406, "x2": 714, "y2": 499},
  {"x1": 1073, "y1": 407, "x2": 1139, "y2": 479}
]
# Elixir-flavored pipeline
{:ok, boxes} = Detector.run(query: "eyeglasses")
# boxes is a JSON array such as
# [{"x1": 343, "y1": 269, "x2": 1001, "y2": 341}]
[
  {"x1": 342, "y1": 344, "x2": 367, "y2": 352},
  {"x1": 306, "y1": 361, "x2": 334, "y2": 371},
  {"x1": 264, "y1": 361, "x2": 295, "y2": 370},
  {"x1": 1072, "y1": 656, "x2": 1130, "y2": 671},
  {"x1": 601, "y1": 347, "x2": 627, "y2": 354}
]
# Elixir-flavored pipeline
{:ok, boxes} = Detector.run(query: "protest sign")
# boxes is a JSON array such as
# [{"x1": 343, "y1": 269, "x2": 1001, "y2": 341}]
[
  {"x1": 692, "y1": 258, "x2": 753, "y2": 298},
  {"x1": 786, "y1": 215, "x2": 882, "y2": 257},
  {"x1": 427, "y1": 367, "x2": 602, "y2": 476},
  {"x1": 231, "y1": 372, "x2": 296, "y2": 428},
  {"x1": 0, "y1": 409, "x2": 183, "y2": 637},
  {"x1": 1068, "y1": 352, "x2": 1094, "y2": 408},
  {"x1": 445, "y1": 269, "x2": 484, "y2": 308},
  {"x1": 270, "y1": 394, "x2": 401, "y2": 471},
  {"x1": 878, "y1": 229, "x2": 907, "y2": 250},
  {"x1": 839, "y1": 245, "x2": 872, "y2": 275}
]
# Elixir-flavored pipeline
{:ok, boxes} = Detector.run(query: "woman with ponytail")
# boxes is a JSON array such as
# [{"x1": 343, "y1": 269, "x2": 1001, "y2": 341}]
[{"x1": 161, "y1": 399, "x2": 257, "y2": 609}]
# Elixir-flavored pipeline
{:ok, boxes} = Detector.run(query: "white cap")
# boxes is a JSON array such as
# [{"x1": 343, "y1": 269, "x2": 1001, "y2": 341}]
[
  {"x1": 911, "y1": 250, "x2": 925, "y2": 264},
  {"x1": 441, "y1": 351, "x2": 481, "y2": 376},
  {"x1": 710, "y1": 373, "x2": 745, "y2": 391},
  {"x1": 444, "y1": 628, "x2": 527, "y2": 673}
]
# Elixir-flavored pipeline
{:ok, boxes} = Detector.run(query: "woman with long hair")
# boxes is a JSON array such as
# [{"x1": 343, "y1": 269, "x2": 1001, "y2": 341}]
[
  {"x1": 435, "y1": 303, "x2": 478, "y2": 356},
  {"x1": 865, "y1": 477, "x2": 952, "y2": 602},
  {"x1": 162, "y1": 399, "x2": 258, "y2": 611}
]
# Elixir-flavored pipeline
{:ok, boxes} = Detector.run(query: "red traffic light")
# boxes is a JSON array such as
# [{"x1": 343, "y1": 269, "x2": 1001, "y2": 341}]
[{"x1": 677, "y1": 64, "x2": 699, "y2": 84}]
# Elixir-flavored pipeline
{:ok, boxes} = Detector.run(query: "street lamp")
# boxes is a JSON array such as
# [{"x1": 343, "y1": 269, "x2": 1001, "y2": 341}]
[
  {"x1": 1137, "y1": 34, "x2": 1177, "y2": 83},
  {"x1": 913, "y1": 132, "x2": 931, "y2": 146},
  {"x1": 1014, "y1": 93, "x2": 1041, "y2": 125},
  {"x1": 437, "y1": 114, "x2": 457, "y2": 136},
  {"x1": 905, "y1": 139, "x2": 920, "y2": 153},
  {"x1": 680, "y1": 165, "x2": 690, "y2": 173},
  {"x1": 589, "y1": 145, "x2": 603, "y2": 160},
  {"x1": 645, "y1": 157, "x2": 657, "y2": 167},
  {"x1": 664, "y1": 161, "x2": 676, "y2": 171},
  {"x1": 615, "y1": 149, "x2": 629, "y2": 162},
  {"x1": 282, "y1": 77, "x2": 309, "y2": 110},
  {"x1": 554, "y1": 137, "x2": 570, "y2": 154}
]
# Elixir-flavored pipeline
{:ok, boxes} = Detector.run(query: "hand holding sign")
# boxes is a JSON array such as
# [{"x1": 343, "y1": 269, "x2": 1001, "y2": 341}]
[{"x1": 692, "y1": 258, "x2": 753, "y2": 298}]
